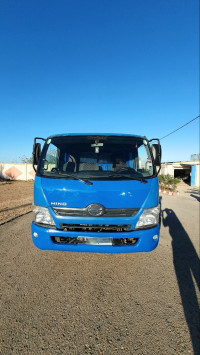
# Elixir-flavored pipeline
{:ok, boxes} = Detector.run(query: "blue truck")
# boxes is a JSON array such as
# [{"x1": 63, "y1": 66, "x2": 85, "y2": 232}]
[{"x1": 32, "y1": 134, "x2": 161, "y2": 253}]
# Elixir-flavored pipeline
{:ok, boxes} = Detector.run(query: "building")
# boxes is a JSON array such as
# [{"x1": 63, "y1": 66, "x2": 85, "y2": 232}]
[{"x1": 160, "y1": 160, "x2": 200, "y2": 187}]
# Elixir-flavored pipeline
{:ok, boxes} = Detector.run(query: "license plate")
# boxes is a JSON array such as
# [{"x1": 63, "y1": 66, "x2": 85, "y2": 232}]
[{"x1": 77, "y1": 236, "x2": 112, "y2": 245}]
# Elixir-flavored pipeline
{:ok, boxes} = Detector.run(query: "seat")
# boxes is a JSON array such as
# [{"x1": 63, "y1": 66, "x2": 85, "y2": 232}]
[
  {"x1": 63, "y1": 162, "x2": 75, "y2": 172},
  {"x1": 79, "y1": 162, "x2": 100, "y2": 171}
]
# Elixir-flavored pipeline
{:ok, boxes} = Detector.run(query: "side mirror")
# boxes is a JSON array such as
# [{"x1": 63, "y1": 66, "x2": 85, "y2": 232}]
[
  {"x1": 32, "y1": 137, "x2": 46, "y2": 171},
  {"x1": 151, "y1": 143, "x2": 162, "y2": 167},
  {"x1": 33, "y1": 143, "x2": 41, "y2": 166}
]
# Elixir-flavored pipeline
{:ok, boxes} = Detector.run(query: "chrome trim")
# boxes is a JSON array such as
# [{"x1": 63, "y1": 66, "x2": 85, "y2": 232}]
[
  {"x1": 52, "y1": 206, "x2": 139, "y2": 217},
  {"x1": 51, "y1": 236, "x2": 138, "y2": 246},
  {"x1": 87, "y1": 203, "x2": 105, "y2": 216}
]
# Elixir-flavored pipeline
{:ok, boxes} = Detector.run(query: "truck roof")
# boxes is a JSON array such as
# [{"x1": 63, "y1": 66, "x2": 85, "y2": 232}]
[{"x1": 47, "y1": 133, "x2": 146, "y2": 139}]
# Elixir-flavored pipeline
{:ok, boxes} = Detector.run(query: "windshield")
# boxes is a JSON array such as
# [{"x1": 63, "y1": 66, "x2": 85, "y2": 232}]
[{"x1": 38, "y1": 135, "x2": 154, "y2": 180}]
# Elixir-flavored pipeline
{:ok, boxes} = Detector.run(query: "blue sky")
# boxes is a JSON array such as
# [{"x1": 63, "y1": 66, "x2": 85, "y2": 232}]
[{"x1": 0, "y1": 0, "x2": 199, "y2": 163}]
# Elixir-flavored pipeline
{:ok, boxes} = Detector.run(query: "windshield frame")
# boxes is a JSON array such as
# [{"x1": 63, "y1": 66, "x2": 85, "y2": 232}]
[{"x1": 36, "y1": 135, "x2": 157, "y2": 180}]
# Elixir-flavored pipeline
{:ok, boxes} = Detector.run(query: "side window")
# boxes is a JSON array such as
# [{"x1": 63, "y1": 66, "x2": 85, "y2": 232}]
[
  {"x1": 44, "y1": 144, "x2": 59, "y2": 172},
  {"x1": 137, "y1": 144, "x2": 153, "y2": 176}
]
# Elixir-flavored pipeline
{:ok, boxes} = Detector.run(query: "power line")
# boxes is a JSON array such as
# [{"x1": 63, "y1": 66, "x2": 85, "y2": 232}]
[{"x1": 160, "y1": 115, "x2": 200, "y2": 140}]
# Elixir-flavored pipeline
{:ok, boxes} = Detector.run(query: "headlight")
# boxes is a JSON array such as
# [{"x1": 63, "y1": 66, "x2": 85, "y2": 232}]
[
  {"x1": 135, "y1": 205, "x2": 160, "y2": 229},
  {"x1": 33, "y1": 205, "x2": 56, "y2": 226}
]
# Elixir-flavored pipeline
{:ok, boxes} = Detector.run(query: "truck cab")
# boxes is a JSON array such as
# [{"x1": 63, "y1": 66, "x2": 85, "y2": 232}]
[{"x1": 32, "y1": 134, "x2": 161, "y2": 253}]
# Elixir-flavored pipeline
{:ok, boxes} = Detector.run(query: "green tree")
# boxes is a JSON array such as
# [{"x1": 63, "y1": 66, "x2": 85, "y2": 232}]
[{"x1": 159, "y1": 174, "x2": 180, "y2": 191}]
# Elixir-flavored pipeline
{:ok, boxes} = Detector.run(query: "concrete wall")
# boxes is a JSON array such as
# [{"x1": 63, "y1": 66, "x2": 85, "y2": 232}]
[
  {"x1": 0, "y1": 163, "x2": 35, "y2": 181},
  {"x1": 160, "y1": 164, "x2": 174, "y2": 176}
]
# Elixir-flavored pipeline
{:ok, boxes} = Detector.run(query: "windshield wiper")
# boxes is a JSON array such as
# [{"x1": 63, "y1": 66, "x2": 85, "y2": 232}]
[
  {"x1": 106, "y1": 174, "x2": 148, "y2": 184},
  {"x1": 52, "y1": 172, "x2": 93, "y2": 185}
]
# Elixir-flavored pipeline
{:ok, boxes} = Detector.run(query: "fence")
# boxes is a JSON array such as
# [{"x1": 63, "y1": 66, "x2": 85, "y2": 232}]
[{"x1": 0, "y1": 163, "x2": 35, "y2": 181}]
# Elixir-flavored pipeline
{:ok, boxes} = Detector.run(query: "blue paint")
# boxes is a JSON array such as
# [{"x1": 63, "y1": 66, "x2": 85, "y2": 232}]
[
  {"x1": 40, "y1": 177, "x2": 158, "y2": 210},
  {"x1": 191, "y1": 165, "x2": 196, "y2": 186},
  {"x1": 48, "y1": 133, "x2": 145, "y2": 139},
  {"x1": 32, "y1": 134, "x2": 161, "y2": 253},
  {"x1": 32, "y1": 176, "x2": 160, "y2": 253},
  {"x1": 31, "y1": 223, "x2": 160, "y2": 254}
]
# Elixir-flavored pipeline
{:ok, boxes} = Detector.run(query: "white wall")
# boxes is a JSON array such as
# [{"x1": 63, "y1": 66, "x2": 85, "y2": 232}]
[
  {"x1": 160, "y1": 164, "x2": 174, "y2": 176},
  {"x1": 0, "y1": 163, "x2": 35, "y2": 181},
  {"x1": 195, "y1": 165, "x2": 200, "y2": 187}
]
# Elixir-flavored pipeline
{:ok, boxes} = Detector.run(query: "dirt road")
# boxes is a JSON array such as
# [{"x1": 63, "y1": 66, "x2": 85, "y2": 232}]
[
  {"x1": 0, "y1": 181, "x2": 33, "y2": 222},
  {"x1": 0, "y1": 192, "x2": 199, "y2": 354}
]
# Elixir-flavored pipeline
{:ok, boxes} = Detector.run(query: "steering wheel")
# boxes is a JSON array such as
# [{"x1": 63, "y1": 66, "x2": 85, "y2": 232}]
[{"x1": 51, "y1": 168, "x2": 59, "y2": 173}]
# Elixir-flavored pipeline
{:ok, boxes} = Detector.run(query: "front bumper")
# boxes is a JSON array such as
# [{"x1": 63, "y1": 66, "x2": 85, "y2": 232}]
[{"x1": 31, "y1": 222, "x2": 160, "y2": 253}]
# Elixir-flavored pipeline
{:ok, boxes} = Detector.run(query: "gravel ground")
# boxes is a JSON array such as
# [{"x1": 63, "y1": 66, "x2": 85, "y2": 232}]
[
  {"x1": 0, "y1": 181, "x2": 33, "y2": 222},
  {"x1": 0, "y1": 190, "x2": 199, "y2": 354}
]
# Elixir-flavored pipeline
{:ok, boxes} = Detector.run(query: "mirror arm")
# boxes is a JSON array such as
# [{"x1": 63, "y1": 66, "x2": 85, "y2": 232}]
[
  {"x1": 34, "y1": 137, "x2": 46, "y2": 145},
  {"x1": 156, "y1": 165, "x2": 161, "y2": 175}
]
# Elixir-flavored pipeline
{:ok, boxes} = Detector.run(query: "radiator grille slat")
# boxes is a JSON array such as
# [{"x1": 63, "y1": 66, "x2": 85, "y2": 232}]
[
  {"x1": 53, "y1": 207, "x2": 139, "y2": 217},
  {"x1": 51, "y1": 236, "x2": 138, "y2": 246},
  {"x1": 60, "y1": 224, "x2": 132, "y2": 233}
]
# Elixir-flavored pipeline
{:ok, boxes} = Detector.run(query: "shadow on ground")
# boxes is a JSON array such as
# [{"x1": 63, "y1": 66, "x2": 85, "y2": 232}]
[
  {"x1": 0, "y1": 203, "x2": 31, "y2": 213},
  {"x1": 190, "y1": 193, "x2": 200, "y2": 202},
  {"x1": 162, "y1": 208, "x2": 200, "y2": 354},
  {"x1": 185, "y1": 188, "x2": 199, "y2": 194}
]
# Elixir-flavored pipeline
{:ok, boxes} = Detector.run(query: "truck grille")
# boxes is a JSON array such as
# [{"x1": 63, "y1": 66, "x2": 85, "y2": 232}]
[
  {"x1": 53, "y1": 207, "x2": 139, "y2": 217},
  {"x1": 60, "y1": 224, "x2": 131, "y2": 233},
  {"x1": 51, "y1": 236, "x2": 138, "y2": 246}
]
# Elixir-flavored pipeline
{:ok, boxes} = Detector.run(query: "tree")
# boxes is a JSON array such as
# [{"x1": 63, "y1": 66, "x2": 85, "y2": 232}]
[
  {"x1": 158, "y1": 174, "x2": 180, "y2": 191},
  {"x1": 19, "y1": 155, "x2": 33, "y2": 163}
]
